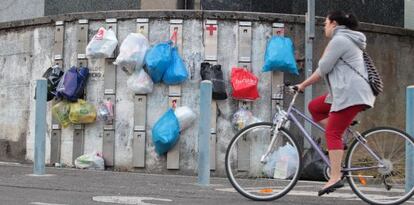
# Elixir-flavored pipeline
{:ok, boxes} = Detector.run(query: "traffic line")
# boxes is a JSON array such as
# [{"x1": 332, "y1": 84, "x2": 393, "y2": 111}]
[{"x1": 92, "y1": 196, "x2": 172, "y2": 205}]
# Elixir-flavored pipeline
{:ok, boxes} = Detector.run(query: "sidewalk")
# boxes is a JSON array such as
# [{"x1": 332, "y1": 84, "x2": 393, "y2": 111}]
[{"x1": 0, "y1": 163, "x2": 399, "y2": 205}]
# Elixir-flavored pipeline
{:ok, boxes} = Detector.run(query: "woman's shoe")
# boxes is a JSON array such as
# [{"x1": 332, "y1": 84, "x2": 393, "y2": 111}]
[{"x1": 318, "y1": 180, "x2": 344, "y2": 196}]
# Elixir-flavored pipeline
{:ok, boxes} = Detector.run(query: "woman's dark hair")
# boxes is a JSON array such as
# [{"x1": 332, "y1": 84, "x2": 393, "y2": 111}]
[{"x1": 327, "y1": 11, "x2": 359, "y2": 30}]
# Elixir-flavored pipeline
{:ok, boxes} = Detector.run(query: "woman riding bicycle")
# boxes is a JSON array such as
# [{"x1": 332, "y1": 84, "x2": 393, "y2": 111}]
[{"x1": 296, "y1": 11, "x2": 375, "y2": 196}]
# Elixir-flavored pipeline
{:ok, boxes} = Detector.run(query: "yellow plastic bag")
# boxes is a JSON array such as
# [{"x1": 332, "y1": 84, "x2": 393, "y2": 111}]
[
  {"x1": 69, "y1": 99, "x2": 97, "y2": 124},
  {"x1": 52, "y1": 100, "x2": 71, "y2": 128}
]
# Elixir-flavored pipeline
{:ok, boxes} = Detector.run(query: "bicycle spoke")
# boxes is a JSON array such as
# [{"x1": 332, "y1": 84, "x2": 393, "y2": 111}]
[
  {"x1": 346, "y1": 128, "x2": 414, "y2": 205},
  {"x1": 225, "y1": 123, "x2": 302, "y2": 201}
]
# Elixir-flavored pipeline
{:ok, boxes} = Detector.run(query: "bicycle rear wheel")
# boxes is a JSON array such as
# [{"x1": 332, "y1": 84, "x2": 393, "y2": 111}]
[
  {"x1": 225, "y1": 122, "x2": 302, "y2": 201},
  {"x1": 345, "y1": 127, "x2": 414, "y2": 205}
]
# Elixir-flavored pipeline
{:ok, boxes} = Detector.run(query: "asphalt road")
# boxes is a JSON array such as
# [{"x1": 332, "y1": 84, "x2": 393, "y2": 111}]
[{"x1": 0, "y1": 163, "x2": 412, "y2": 205}]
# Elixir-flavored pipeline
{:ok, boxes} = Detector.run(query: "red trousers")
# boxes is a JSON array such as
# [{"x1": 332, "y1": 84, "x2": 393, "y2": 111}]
[{"x1": 308, "y1": 95, "x2": 366, "y2": 150}]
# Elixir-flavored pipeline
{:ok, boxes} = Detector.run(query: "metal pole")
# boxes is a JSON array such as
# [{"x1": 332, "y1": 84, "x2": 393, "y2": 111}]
[
  {"x1": 198, "y1": 80, "x2": 212, "y2": 186},
  {"x1": 34, "y1": 79, "x2": 47, "y2": 175},
  {"x1": 406, "y1": 85, "x2": 414, "y2": 192},
  {"x1": 304, "y1": 0, "x2": 315, "y2": 148}
]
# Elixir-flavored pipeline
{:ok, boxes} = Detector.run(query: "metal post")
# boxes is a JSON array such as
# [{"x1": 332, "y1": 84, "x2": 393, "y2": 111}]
[
  {"x1": 198, "y1": 80, "x2": 212, "y2": 185},
  {"x1": 406, "y1": 86, "x2": 414, "y2": 191},
  {"x1": 304, "y1": 0, "x2": 315, "y2": 148},
  {"x1": 34, "y1": 79, "x2": 47, "y2": 175}
]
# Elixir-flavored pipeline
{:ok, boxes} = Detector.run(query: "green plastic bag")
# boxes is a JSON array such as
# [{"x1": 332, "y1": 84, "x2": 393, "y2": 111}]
[
  {"x1": 52, "y1": 100, "x2": 71, "y2": 128},
  {"x1": 69, "y1": 99, "x2": 97, "y2": 124}
]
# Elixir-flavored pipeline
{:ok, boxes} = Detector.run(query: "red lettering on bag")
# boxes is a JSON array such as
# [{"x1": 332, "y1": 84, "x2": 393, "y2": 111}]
[{"x1": 95, "y1": 28, "x2": 105, "y2": 40}]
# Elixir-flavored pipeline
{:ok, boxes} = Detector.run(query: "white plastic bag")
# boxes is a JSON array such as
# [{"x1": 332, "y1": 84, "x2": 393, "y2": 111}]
[
  {"x1": 74, "y1": 152, "x2": 105, "y2": 170},
  {"x1": 127, "y1": 68, "x2": 154, "y2": 94},
  {"x1": 263, "y1": 144, "x2": 298, "y2": 179},
  {"x1": 174, "y1": 106, "x2": 196, "y2": 131},
  {"x1": 86, "y1": 27, "x2": 118, "y2": 59},
  {"x1": 232, "y1": 108, "x2": 261, "y2": 131},
  {"x1": 114, "y1": 33, "x2": 149, "y2": 70}
]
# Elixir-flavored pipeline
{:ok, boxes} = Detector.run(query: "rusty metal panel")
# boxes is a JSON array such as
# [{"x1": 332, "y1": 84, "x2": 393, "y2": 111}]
[
  {"x1": 104, "y1": 60, "x2": 116, "y2": 95},
  {"x1": 105, "y1": 19, "x2": 118, "y2": 58},
  {"x1": 103, "y1": 95, "x2": 116, "y2": 130},
  {"x1": 167, "y1": 96, "x2": 181, "y2": 170},
  {"x1": 238, "y1": 22, "x2": 252, "y2": 62},
  {"x1": 103, "y1": 130, "x2": 115, "y2": 166},
  {"x1": 237, "y1": 136, "x2": 250, "y2": 171},
  {"x1": 134, "y1": 95, "x2": 147, "y2": 131},
  {"x1": 132, "y1": 131, "x2": 146, "y2": 167},
  {"x1": 210, "y1": 100, "x2": 217, "y2": 134},
  {"x1": 53, "y1": 21, "x2": 64, "y2": 60},
  {"x1": 170, "y1": 19, "x2": 183, "y2": 54},
  {"x1": 136, "y1": 18, "x2": 149, "y2": 38},
  {"x1": 50, "y1": 130, "x2": 61, "y2": 165},
  {"x1": 204, "y1": 20, "x2": 218, "y2": 61},
  {"x1": 271, "y1": 23, "x2": 285, "y2": 115},
  {"x1": 76, "y1": 19, "x2": 89, "y2": 57},
  {"x1": 210, "y1": 134, "x2": 216, "y2": 170},
  {"x1": 72, "y1": 128, "x2": 84, "y2": 164}
]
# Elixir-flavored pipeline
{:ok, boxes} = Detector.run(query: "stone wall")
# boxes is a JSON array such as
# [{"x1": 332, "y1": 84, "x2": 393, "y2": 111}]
[{"x1": 0, "y1": 11, "x2": 413, "y2": 176}]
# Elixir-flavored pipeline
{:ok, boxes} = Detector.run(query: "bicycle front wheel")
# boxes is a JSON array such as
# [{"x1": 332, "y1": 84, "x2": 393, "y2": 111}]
[
  {"x1": 225, "y1": 122, "x2": 302, "y2": 201},
  {"x1": 345, "y1": 127, "x2": 414, "y2": 205}
]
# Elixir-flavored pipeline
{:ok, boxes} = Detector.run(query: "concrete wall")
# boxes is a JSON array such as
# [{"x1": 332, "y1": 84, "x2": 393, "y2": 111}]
[
  {"x1": 406, "y1": 0, "x2": 414, "y2": 29},
  {"x1": 0, "y1": 11, "x2": 414, "y2": 176},
  {"x1": 0, "y1": 0, "x2": 44, "y2": 23}
]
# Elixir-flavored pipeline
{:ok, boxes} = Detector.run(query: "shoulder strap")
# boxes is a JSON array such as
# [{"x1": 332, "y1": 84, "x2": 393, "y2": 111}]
[{"x1": 339, "y1": 57, "x2": 370, "y2": 85}]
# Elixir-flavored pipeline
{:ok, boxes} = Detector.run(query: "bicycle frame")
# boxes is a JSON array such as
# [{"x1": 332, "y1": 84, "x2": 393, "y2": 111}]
[{"x1": 282, "y1": 91, "x2": 385, "y2": 172}]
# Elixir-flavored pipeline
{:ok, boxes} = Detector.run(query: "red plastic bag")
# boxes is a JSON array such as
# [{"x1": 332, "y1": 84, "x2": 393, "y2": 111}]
[{"x1": 231, "y1": 67, "x2": 260, "y2": 100}]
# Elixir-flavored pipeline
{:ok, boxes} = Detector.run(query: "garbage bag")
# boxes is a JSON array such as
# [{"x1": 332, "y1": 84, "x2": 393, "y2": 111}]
[
  {"x1": 200, "y1": 62, "x2": 227, "y2": 100},
  {"x1": 152, "y1": 109, "x2": 180, "y2": 155},
  {"x1": 231, "y1": 67, "x2": 260, "y2": 100},
  {"x1": 74, "y1": 152, "x2": 105, "y2": 170},
  {"x1": 69, "y1": 99, "x2": 97, "y2": 124},
  {"x1": 162, "y1": 47, "x2": 188, "y2": 85},
  {"x1": 114, "y1": 33, "x2": 149, "y2": 69},
  {"x1": 263, "y1": 143, "x2": 299, "y2": 179},
  {"x1": 97, "y1": 99, "x2": 114, "y2": 124},
  {"x1": 144, "y1": 41, "x2": 173, "y2": 83},
  {"x1": 262, "y1": 36, "x2": 299, "y2": 75},
  {"x1": 232, "y1": 108, "x2": 261, "y2": 131},
  {"x1": 127, "y1": 68, "x2": 154, "y2": 94},
  {"x1": 52, "y1": 100, "x2": 71, "y2": 128},
  {"x1": 86, "y1": 27, "x2": 118, "y2": 59},
  {"x1": 56, "y1": 66, "x2": 89, "y2": 102},
  {"x1": 41, "y1": 65, "x2": 64, "y2": 101},
  {"x1": 174, "y1": 106, "x2": 196, "y2": 131},
  {"x1": 300, "y1": 143, "x2": 329, "y2": 181}
]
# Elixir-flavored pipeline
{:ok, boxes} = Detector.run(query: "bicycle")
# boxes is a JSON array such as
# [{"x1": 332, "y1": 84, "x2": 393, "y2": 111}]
[{"x1": 225, "y1": 84, "x2": 414, "y2": 205}]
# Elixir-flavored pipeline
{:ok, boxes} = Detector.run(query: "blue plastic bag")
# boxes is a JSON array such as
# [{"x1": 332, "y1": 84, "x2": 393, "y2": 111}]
[
  {"x1": 262, "y1": 36, "x2": 299, "y2": 75},
  {"x1": 152, "y1": 109, "x2": 180, "y2": 155},
  {"x1": 163, "y1": 47, "x2": 188, "y2": 85},
  {"x1": 56, "y1": 66, "x2": 89, "y2": 102},
  {"x1": 144, "y1": 41, "x2": 173, "y2": 83}
]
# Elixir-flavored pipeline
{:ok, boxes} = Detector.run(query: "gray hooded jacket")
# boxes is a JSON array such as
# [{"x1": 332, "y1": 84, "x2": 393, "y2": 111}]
[{"x1": 315, "y1": 26, "x2": 375, "y2": 112}]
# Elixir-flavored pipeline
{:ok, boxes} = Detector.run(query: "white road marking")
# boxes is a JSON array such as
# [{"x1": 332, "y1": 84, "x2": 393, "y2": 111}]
[
  {"x1": 30, "y1": 202, "x2": 68, "y2": 205},
  {"x1": 92, "y1": 196, "x2": 172, "y2": 205}
]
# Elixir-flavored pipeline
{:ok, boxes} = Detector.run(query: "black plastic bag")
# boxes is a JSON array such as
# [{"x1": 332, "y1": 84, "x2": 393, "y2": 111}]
[
  {"x1": 200, "y1": 62, "x2": 227, "y2": 100},
  {"x1": 300, "y1": 139, "x2": 329, "y2": 181},
  {"x1": 35, "y1": 65, "x2": 64, "y2": 101}
]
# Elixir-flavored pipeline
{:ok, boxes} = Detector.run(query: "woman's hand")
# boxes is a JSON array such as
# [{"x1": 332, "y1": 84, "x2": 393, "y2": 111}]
[{"x1": 296, "y1": 83, "x2": 306, "y2": 92}]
